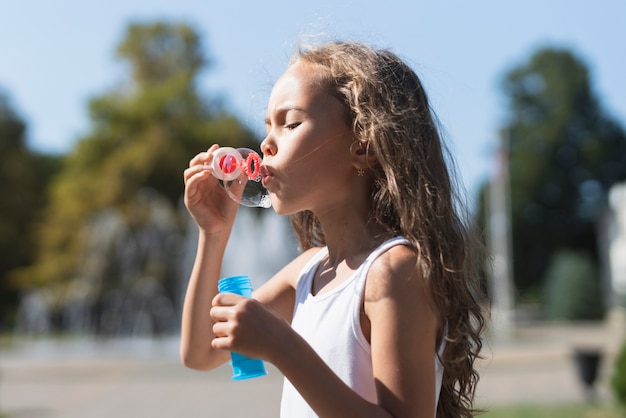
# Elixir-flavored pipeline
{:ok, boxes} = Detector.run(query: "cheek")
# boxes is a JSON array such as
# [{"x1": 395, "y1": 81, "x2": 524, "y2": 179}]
[
  {"x1": 300, "y1": 153, "x2": 354, "y2": 196},
  {"x1": 276, "y1": 129, "x2": 353, "y2": 185},
  {"x1": 291, "y1": 152, "x2": 346, "y2": 183}
]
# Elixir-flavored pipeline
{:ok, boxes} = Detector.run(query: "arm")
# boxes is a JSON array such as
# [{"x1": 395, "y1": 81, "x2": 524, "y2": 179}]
[
  {"x1": 181, "y1": 225, "x2": 302, "y2": 370},
  {"x1": 211, "y1": 245, "x2": 438, "y2": 418},
  {"x1": 207, "y1": 247, "x2": 319, "y2": 360},
  {"x1": 180, "y1": 228, "x2": 232, "y2": 370},
  {"x1": 181, "y1": 144, "x2": 315, "y2": 369},
  {"x1": 180, "y1": 145, "x2": 239, "y2": 370},
  {"x1": 277, "y1": 246, "x2": 438, "y2": 418},
  {"x1": 367, "y1": 246, "x2": 440, "y2": 418}
]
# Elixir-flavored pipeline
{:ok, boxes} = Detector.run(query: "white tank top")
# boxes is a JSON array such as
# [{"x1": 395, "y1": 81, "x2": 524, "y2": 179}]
[{"x1": 280, "y1": 237, "x2": 444, "y2": 417}]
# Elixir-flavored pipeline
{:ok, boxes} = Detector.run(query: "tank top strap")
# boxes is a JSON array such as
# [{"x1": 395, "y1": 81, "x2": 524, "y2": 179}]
[
  {"x1": 355, "y1": 236, "x2": 411, "y2": 285},
  {"x1": 294, "y1": 246, "x2": 329, "y2": 287},
  {"x1": 348, "y1": 236, "x2": 412, "y2": 352},
  {"x1": 351, "y1": 236, "x2": 412, "y2": 313}
]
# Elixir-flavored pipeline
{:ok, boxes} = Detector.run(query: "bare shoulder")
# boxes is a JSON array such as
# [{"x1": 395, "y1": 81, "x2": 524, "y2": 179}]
[
  {"x1": 365, "y1": 244, "x2": 425, "y2": 301},
  {"x1": 364, "y1": 242, "x2": 439, "y2": 350},
  {"x1": 363, "y1": 243, "x2": 438, "y2": 331},
  {"x1": 365, "y1": 244, "x2": 440, "y2": 417}
]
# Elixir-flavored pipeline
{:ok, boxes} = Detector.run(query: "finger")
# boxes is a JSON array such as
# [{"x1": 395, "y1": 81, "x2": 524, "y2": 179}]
[
  {"x1": 189, "y1": 152, "x2": 210, "y2": 168},
  {"x1": 212, "y1": 292, "x2": 245, "y2": 308},
  {"x1": 188, "y1": 144, "x2": 220, "y2": 168},
  {"x1": 183, "y1": 164, "x2": 211, "y2": 184},
  {"x1": 209, "y1": 305, "x2": 232, "y2": 323},
  {"x1": 211, "y1": 334, "x2": 232, "y2": 351},
  {"x1": 183, "y1": 164, "x2": 206, "y2": 180},
  {"x1": 211, "y1": 321, "x2": 231, "y2": 338}
]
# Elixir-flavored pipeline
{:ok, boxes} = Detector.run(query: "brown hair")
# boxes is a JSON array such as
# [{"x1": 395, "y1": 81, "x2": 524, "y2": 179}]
[{"x1": 288, "y1": 41, "x2": 487, "y2": 418}]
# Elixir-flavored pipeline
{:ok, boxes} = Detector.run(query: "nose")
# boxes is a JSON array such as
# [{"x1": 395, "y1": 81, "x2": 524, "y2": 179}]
[{"x1": 260, "y1": 134, "x2": 276, "y2": 157}]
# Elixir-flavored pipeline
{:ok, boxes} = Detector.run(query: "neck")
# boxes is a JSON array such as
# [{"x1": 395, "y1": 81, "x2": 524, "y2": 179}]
[{"x1": 315, "y1": 208, "x2": 389, "y2": 268}]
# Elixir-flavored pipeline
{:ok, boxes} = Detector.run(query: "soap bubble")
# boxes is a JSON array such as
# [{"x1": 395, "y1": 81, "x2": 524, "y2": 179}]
[{"x1": 211, "y1": 147, "x2": 271, "y2": 208}]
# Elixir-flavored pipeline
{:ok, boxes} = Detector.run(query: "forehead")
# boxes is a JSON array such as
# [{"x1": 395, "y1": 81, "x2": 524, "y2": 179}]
[{"x1": 268, "y1": 62, "x2": 331, "y2": 108}]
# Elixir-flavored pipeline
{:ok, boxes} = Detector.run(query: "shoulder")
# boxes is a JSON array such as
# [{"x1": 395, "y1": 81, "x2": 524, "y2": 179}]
[
  {"x1": 364, "y1": 243, "x2": 435, "y2": 319},
  {"x1": 366, "y1": 244, "x2": 422, "y2": 298},
  {"x1": 365, "y1": 243, "x2": 441, "y2": 418}
]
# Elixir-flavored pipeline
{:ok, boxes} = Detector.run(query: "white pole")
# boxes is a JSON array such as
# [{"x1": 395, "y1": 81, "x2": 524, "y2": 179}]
[{"x1": 487, "y1": 131, "x2": 515, "y2": 340}]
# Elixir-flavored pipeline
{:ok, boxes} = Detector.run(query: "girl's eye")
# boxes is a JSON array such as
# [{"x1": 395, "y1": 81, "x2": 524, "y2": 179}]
[{"x1": 285, "y1": 122, "x2": 301, "y2": 130}]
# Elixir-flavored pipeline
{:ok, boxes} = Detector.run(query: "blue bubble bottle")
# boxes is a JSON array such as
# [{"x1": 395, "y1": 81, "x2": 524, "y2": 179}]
[{"x1": 217, "y1": 275, "x2": 268, "y2": 380}]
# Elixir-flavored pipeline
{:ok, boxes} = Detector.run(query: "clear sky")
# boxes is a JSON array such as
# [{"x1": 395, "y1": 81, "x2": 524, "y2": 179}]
[{"x1": 1, "y1": 0, "x2": 625, "y2": 200}]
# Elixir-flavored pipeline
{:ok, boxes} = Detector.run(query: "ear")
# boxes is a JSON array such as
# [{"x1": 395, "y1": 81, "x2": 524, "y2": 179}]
[{"x1": 350, "y1": 141, "x2": 377, "y2": 171}]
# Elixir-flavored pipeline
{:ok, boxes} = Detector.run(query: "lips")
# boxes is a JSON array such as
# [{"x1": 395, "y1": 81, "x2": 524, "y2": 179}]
[{"x1": 260, "y1": 165, "x2": 274, "y2": 188}]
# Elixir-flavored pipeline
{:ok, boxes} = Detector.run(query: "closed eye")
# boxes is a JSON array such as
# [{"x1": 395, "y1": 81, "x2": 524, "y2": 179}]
[{"x1": 285, "y1": 122, "x2": 301, "y2": 130}]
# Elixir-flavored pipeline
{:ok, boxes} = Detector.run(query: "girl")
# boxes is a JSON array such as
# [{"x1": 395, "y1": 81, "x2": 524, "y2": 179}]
[{"x1": 181, "y1": 40, "x2": 486, "y2": 418}]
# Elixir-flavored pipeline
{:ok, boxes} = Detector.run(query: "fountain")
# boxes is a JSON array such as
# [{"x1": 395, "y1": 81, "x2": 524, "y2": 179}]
[{"x1": 15, "y1": 188, "x2": 298, "y2": 337}]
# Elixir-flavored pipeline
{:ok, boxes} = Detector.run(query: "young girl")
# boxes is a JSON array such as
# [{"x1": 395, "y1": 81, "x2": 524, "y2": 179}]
[{"x1": 181, "y1": 40, "x2": 486, "y2": 418}]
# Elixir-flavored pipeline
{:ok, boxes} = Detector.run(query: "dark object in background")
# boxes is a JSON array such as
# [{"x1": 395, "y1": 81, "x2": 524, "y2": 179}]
[{"x1": 572, "y1": 348, "x2": 603, "y2": 401}]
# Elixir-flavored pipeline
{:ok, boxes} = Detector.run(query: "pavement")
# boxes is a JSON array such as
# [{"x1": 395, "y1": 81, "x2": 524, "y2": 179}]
[{"x1": 1, "y1": 315, "x2": 625, "y2": 417}]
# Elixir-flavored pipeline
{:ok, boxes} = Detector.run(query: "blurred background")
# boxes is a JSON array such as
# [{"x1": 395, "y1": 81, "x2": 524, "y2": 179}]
[{"x1": 1, "y1": 1, "x2": 625, "y2": 417}]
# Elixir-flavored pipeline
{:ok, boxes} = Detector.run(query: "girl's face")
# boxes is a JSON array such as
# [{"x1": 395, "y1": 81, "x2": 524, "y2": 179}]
[{"x1": 260, "y1": 61, "x2": 356, "y2": 215}]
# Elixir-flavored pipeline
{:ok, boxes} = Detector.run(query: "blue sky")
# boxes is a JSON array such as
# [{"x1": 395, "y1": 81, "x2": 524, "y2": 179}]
[{"x1": 1, "y1": 0, "x2": 625, "y2": 199}]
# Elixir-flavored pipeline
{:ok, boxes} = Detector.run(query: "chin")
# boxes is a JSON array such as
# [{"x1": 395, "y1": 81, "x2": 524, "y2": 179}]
[
  {"x1": 271, "y1": 204, "x2": 292, "y2": 216},
  {"x1": 268, "y1": 199, "x2": 299, "y2": 216}
]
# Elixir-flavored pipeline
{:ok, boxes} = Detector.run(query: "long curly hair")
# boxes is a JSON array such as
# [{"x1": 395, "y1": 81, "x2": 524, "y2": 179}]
[{"x1": 287, "y1": 41, "x2": 487, "y2": 418}]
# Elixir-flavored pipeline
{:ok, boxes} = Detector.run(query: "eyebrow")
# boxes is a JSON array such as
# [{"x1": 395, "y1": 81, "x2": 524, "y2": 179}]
[{"x1": 265, "y1": 105, "x2": 307, "y2": 126}]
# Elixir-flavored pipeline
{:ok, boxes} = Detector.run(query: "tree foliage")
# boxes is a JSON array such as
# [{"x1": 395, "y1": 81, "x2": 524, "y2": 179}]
[
  {"x1": 11, "y1": 21, "x2": 259, "y2": 291},
  {"x1": 0, "y1": 92, "x2": 62, "y2": 327},
  {"x1": 542, "y1": 250, "x2": 604, "y2": 320},
  {"x1": 494, "y1": 47, "x2": 626, "y2": 295},
  {"x1": 612, "y1": 338, "x2": 626, "y2": 407},
  {"x1": 118, "y1": 22, "x2": 205, "y2": 86}
]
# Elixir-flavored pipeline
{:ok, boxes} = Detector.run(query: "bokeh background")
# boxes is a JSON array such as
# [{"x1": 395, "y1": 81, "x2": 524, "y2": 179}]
[{"x1": 1, "y1": 1, "x2": 626, "y2": 417}]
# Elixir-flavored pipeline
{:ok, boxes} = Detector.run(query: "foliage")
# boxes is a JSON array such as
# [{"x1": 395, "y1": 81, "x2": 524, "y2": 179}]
[
  {"x1": 481, "y1": 403, "x2": 625, "y2": 418},
  {"x1": 613, "y1": 339, "x2": 626, "y2": 407},
  {"x1": 542, "y1": 250, "x2": 604, "y2": 320},
  {"x1": 117, "y1": 21, "x2": 205, "y2": 86},
  {"x1": 477, "y1": 47, "x2": 626, "y2": 296},
  {"x1": 0, "y1": 91, "x2": 62, "y2": 329},
  {"x1": 10, "y1": 21, "x2": 259, "y2": 294}
]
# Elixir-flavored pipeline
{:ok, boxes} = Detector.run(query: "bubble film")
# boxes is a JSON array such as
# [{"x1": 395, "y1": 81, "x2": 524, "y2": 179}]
[{"x1": 211, "y1": 147, "x2": 271, "y2": 208}]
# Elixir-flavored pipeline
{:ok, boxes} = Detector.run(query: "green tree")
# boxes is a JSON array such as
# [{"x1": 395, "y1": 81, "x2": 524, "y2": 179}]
[
  {"x1": 12, "y1": 21, "x2": 258, "y2": 293},
  {"x1": 495, "y1": 48, "x2": 626, "y2": 295},
  {"x1": 0, "y1": 91, "x2": 61, "y2": 328},
  {"x1": 612, "y1": 338, "x2": 626, "y2": 407},
  {"x1": 542, "y1": 250, "x2": 604, "y2": 320}
]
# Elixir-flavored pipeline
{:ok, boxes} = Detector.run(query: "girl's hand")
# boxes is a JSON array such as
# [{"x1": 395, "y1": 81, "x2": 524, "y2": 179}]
[
  {"x1": 210, "y1": 293, "x2": 290, "y2": 362},
  {"x1": 183, "y1": 144, "x2": 238, "y2": 233}
]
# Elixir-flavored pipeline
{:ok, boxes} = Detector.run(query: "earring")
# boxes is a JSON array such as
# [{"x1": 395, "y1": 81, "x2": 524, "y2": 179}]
[{"x1": 357, "y1": 168, "x2": 365, "y2": 177}]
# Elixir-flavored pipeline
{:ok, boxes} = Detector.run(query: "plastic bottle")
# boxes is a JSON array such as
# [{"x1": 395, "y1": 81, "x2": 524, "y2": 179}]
[{"x1": 217, "y1": 275, "x2": 268, "y2": 380}]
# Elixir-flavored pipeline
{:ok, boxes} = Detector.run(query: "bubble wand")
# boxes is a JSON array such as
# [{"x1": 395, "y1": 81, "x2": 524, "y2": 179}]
[{"x1": 210, "y1": 147, "x2": 271, "y2": 208}]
